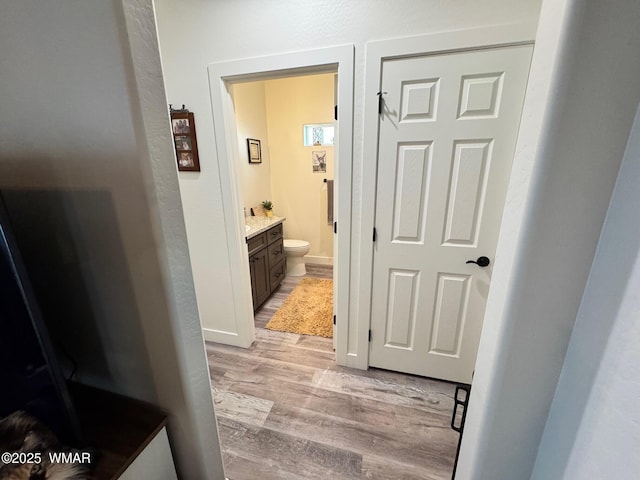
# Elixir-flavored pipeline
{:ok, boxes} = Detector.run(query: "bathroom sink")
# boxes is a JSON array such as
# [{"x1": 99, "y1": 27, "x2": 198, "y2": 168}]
[{"x1": 245, "y1": 225, "x2": 251, "y2": 233}]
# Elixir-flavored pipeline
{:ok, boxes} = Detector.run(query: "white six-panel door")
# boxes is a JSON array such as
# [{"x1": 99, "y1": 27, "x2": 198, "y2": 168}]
[{"x1": 369, "y1": 45, "x2": 533, "y2": 384}]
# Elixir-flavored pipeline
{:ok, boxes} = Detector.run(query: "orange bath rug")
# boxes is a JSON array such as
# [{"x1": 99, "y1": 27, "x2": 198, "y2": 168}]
[{"x1": 265, "y1": 278, "x2": 333, "y2": 338}]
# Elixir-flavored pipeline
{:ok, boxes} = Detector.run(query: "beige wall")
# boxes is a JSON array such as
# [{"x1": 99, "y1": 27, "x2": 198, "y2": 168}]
[
  {"x1": 234, "y1": 73, "x2": 335, "y2": 260},
  {"x1": 232, "y1": 81, "x2": 272, "y2": 211},
  {"x1": 265, "y1": 73, "x2": 335, "y2": 260}
]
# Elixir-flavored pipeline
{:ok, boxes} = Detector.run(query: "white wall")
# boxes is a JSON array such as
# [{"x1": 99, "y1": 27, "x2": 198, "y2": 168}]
[
  {"x1": 531, "y1": 105, "x2": 640, "y2": 480},
  {"x1": 265, "y1": 74, "x2": 335, "y2": 260},
  {"x1": 154, "y1": 0, "x2": 542, "y2": 361},
  {"x1": 232, "y1": 81, "x2": 272, "y2": 210},
  {"x1": 0, "y1": 1, "x2": 223, "y2": 478},
  {"x1": 458, "y1": 0, "x2": 640, "y2": 478}
]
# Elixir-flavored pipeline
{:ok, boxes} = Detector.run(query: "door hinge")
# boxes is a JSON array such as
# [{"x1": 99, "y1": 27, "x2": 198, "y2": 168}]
[
  {"x1": 334, "y1": 221, "x2": 337, "y2": 234},
  {"x1": 333, "y1": 315, "x2": 336, "y2": 325},
  {"x1": 377, "y1": 91, "x2": 387, "y2": 115},
  {"x1": 334, "y1": 105, "x2": 338, "y2": 121},
  {"x1": 373, "y1": 227, "x2": 377, "y2": 242},
  {"x1": 368, "y1": 330, "x2": 372, "y2": 342}
]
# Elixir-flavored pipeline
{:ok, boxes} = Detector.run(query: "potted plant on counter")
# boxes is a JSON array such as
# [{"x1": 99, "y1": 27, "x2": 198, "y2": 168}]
[{"x1": 262, "y1": 200, "x2": 274, "y2": 218}]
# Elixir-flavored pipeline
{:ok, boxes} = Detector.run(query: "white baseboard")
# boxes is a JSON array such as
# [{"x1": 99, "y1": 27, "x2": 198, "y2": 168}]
[
  {"x1": 202, "y1": 328, "x2": 251, "y2": 348},
  {"x1": 304, "y1": 255, "x2": 333, "y2": 266}
]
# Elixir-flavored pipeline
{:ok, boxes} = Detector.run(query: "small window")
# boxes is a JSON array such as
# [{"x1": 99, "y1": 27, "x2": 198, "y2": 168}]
[{"x1": 303, "y1": 124, "x2": 335, "y2": 146}]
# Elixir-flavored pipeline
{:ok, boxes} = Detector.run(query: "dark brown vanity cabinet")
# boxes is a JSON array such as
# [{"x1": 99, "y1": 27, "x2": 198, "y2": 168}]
[
  {"x1": 249, "y1": 248, "x2": 270, "y2": 309},
  {"x1": 247, "y1": 223, "x2": 285, "y2": 311}
]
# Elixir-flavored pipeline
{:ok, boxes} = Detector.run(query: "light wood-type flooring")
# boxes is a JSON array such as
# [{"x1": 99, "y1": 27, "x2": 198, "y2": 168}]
[{"x1": 206, "y1": 264, "x2": 459, "y2": 480}]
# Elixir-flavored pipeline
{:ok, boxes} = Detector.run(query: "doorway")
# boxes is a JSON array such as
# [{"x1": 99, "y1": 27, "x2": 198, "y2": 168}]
[
  {"x1": 231, "y1": 72, "x2": 337, "y2": 344},
  {"x1": 207, "y1": 46, "x2": 354, "y2": 359}
]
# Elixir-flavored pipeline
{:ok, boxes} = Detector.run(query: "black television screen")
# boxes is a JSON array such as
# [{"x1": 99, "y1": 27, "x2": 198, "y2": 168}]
[{"x1": 0, "y1": 195, "x2": 81, "y2": 444}]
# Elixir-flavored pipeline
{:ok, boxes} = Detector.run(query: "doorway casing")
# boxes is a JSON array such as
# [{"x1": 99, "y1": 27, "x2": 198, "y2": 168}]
[{"x1": 207, "y1": 45, "x2": 354, "y2": 362}]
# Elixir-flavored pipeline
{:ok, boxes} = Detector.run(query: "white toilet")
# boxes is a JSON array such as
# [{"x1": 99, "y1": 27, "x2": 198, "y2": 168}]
[{"x1": 283, "y1": 239, "x2": 311, "y2": 276}]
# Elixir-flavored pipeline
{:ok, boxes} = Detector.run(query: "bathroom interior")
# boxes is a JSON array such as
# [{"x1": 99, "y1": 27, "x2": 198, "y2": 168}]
[{"x1": 232, "y1": 72, "x2": 337, "y2": 337}]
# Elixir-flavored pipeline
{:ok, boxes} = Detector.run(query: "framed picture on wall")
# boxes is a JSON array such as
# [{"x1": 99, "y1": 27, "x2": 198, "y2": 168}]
[
  {"x1": 247, "y1": 138, "x2": 262, "y2": 164},
  {"x1": 170, "y1": 107, "x2": 200, "y2": 172},
  {"x1": 312, "y1": 150, "x2": 327, "y2": 173}
]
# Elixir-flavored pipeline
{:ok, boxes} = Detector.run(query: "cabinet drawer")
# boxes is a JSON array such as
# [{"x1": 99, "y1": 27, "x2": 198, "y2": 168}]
[
  {"x1": 267, "y1": 240, "x2": 284, "y2": 267},
  {"x1": 266, "y1": 223, "x2": 283, "y2": 245},
  {"x1": 270, "y1": 259, "x2": 286, "y2": 291},
  {"x1": 247, "y1": 232, "x2": 267, "y2": 256}
]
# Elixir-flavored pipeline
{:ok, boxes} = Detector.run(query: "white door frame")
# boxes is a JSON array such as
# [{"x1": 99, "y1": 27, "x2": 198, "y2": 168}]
[
  {"x1": 207, "y1": 45, "x2": 354, "y2": 359},
  {"x1": 358, "y1": 23, "x2": 537, "y2": 371}
]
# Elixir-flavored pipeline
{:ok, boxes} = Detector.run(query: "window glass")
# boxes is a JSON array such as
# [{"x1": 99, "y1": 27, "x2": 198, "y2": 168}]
[{"x1": 303, "y1": 124, "x2": 334, "y2": 146}]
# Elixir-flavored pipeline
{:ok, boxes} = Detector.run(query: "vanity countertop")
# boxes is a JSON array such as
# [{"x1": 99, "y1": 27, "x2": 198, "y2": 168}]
[{"x1": 245, "y1": 215, "x2": 286, "y2": 239}]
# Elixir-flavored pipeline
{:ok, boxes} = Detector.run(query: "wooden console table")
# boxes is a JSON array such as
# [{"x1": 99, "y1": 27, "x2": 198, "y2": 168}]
[{"x1": 69, "y1": 383, "x2": 177, "y2": 479}]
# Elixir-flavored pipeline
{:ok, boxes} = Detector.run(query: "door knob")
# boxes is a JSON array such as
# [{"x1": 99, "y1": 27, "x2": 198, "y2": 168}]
[{"x1": 466, "y1": 256, "x2": 490, "y2": 267}]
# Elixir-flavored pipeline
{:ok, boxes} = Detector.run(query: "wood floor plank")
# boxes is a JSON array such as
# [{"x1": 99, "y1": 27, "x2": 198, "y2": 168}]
[
  {"x1": 254, "y1": 327, "x2": 300, "y2": 345},
  {"x1": 295, "y1": 334, "x2": 336, "y2": 353},
  {"x1": 263, "y1": 402, "x2": 456, "y2": 473},
  {"x1": 212, "y1": 387, "x2": 274, "y2": 427},
  {"x1": 213, "y1": 358, "x2": 456, "y2": 435},
  {"x1": 312, "y1": 369, "x2": 454, "y2": 417},
  {"x1": 218, "y1": 416, "x2": 362, "y2": 480},
  {"x1": 222, "y1": 450, "x2": 309, "y2": 480},
  {"x1": 329, "y1": 363, "x2": 458, "y2": 393},
  {"x1": 215, "y1": 356, "x2": 318, "y2": 386},
  {"x1": 207, "y1": 341, "x2": 320, "y2": 380},
  {"x1": 305, "y1": 264, "x2": 333, "y2": 279},
  {"x1": 243, "y1": 338, "x2": 336, "y2": 368},
  {"x1": 216, "y1": 371, "x2": 454, "y2": 434},
  {"x1": 208, "y1": 363, "x2": 227, "y2": 384},
  {"x1": 361, "y1": 454, "x2": 451, "y2": 480},
  {"x1": 208, "y1": 336, "x2": 335, "y2": 370}
]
